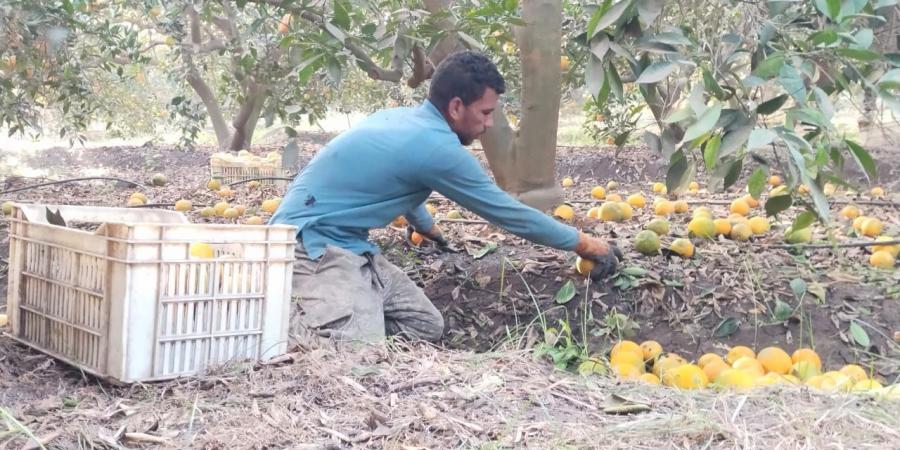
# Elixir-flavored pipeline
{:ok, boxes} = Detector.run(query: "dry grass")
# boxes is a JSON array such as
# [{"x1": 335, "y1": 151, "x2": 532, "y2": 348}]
[{"x1": 2, "y1": 339, "x2": 898, "y2": 449}]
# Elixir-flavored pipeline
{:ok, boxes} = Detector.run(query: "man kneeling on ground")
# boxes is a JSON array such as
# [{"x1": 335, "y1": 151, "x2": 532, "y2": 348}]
[{"x1": 270, "y1": 50, "x2": 620, "y2": 345}]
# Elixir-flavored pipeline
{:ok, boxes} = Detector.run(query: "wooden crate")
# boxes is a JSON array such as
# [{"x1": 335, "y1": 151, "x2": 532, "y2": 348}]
[
  {"x1": 5, "y1": 204, "x2": 296, "y2": 382},
  {"x1": 210, "y1": 161, "x2": 291, "y2": 187}
]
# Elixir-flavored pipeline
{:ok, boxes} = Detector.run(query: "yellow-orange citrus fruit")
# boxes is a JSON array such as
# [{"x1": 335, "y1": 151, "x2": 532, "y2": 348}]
[
  {"x1": 791, "y1": 348, "x2": 822, "y2": 371},
  {"x1": 869, "y1": 250, "x2": 895, "y2": 268},
  {"x1": 726, "y1": 346, "x2": 756, "y2": 365},
  {"x1": 757, "y1": 347, "x2": 792, "y2": 374},
  {"x1": 730, "y1": 222, "x2": 753, "y2": 241},
  {"x1": 640, "y1": 340, "x2": 663, "y2": 362},
  {"x1": 732, "y1": 356, "x2": 766, "y2": 378},
  {"x1": 244, "y1": 216, "x2": 264, "y2": 225},
  {"x1": 207, "y1": 179, "x2": 221, "y2": 190},
  {"x1": 748, "y1": 216, "x2": 770, "y2": 235},
  {"x1": 792, "y1": 360, "x2": 821, "y2": 381},
  {"x1": 860, "y1": 218, "x2": 883, "y2": 237},
  {"x1": 575, "y1": 256, "x2": 595, "y2": 275},
  {"x1": 654, "y1": 200, "x2": 675, "y2": 216},
  {"x1": 730, "y1": 198, "x2": 750, "y2": 216},
  {"x1": 870, "y1": 186, "x2": 885, "y2": 198},
  {"x1": 627, "y1": 193, "x2": 647, "y2": 208},
  {"x1": 606, "y1": 193, "x2": 623, "y2": 202},
  {"x1": 688, "y1": 216, "x2": 716, "y2": 239},
  {"x1": 611, "y1": 340, "x2": 642, "y2": 359},
  {"x1": 562, "y1": 177, "x2": 575, "y2": 188},
  {"x1": 769, "y1": 175, "x2": 782, "y2": 186},
  {"x1": 553, "y1": 204, "x2": 575, "y2": 222},
  {"x1": 670, "y1": 238, "x2": 694, "y2": 258},
  {"x1": 715, "y1": 368, "x2": 755, "y2": 390},
  {"x1": 599, "y1": 202, "x2": 624, "y2": 222},
  {"x1": 698, "y1": 353, "x2": 725, "y2": 368},
  {"x1": 714, "y1": 218, "x2": 732, "y2": 236},
  {"x1": 591, "y1": 186, "x2": 606, "y2": 200},
  {"x1": 189, "y1": 242, "x2": 214, "y2": 259},
  {"x1": 668, "y1": 364, "x2": 709, "y2": 389},
  {"x1": 703, "y1": 359, "x2": 730, "y2": 382},
  {"x1": 839, "y1": 364, "x2": 868, "y2": 383},
  {"x1": 840, "y1": 205, "x2": 861, "y2": 220},
  {"x1": 638, "y1": 373, "x2": 661, "y2": 385}
]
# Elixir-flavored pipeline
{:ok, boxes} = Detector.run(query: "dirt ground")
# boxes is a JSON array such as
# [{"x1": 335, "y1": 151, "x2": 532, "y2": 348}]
[{"x1": 0, "y1": 135, "x2": 899, "y2": 448}]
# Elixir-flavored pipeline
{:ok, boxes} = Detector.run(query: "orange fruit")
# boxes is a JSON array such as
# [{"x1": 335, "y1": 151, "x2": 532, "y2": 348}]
[
  {"x1": 860, "y1": 218, "x2": 883, "y2": 237},
  {"x1": 618, "y1": 202, "x2": 634, "y2": 220},
  {"x1": 392, "y1": 216, "x2": 408, "y2": 227},
  {"x1": 714, "y1": 368, "x2": 755, "y2": 390},
  {"x1": 586, "y1": 207, "x2": 601, "y2": 219},
  {"x1": 611, "y1": 363, "x2": 642, "y2": 380},
  {"x1": 730, "y1": 198, "x2": 750, "y2": 216},
  {"x1": 222, "y1": 208, "x2": 239, "y2": 219},
  {"x1": 714, "y1": 218, "x2": 732, "y2": 236},
  {"x1": 726, "y1": 346, "x2": 756, "y2": 365},
  {"x1": 574, "y1": 257, "x2": 595, "y2": 276},
  {"x1": 742, "y1": 194, "x2": 760, "y2": 208},
  {"x1": 640, "y1": 340, "x2": 663, "y2": 362},
  {"x1": 668, "y1": 364, "x2": 709, "y2": 389},
  {"x1": 692, "y1": 206, "x2": 713, "y2": 219},
  {"x1": 611, "y1": 351, "x2": 645, "y2": 370},
  {"x1": 553, "y1": 204, "x2": 575, "y2": 222},
  {"x1": 653, "y1": 353, "x2": 687, "y2": 377},
  {"x1": 591, "y1": 186, "x2": 606, "y2": 200},
  {"x1": 732, "y1": 356, "x2": 766, "y2": 378},
  {"x1": 627, "y1": 193, "x2": 647, "y2": 208},
  {"x1": 748, "y1": 216, "x2": 770, "y2": 235},
  {"x1": 769, "y1": 175, "x2": 782, "y2": 186},
  {"x1": 870, "y1": 251, "x2": 895, "y2": 269},
  {"x1": 673, "y1": 200, "x2": 689, "y2": 214},
  {"x1": 791, "y1": 348, "x2": 822, "y2": 371},
  {"x1": 638, "y1": 373, "x2": 661, "y2": 385},
  {"x1": 703, "y1": 359, "x2": 730, "y2": 382},
  {"x1": 852, "y1": 216, "x2": 868, "y2": 232},
  {"x1": 654, "y1": 200, "x2": 675, "y2": 216},
  {"x1": 207, "y1": 179, "x2": 222, "y2": 190},
  {"x1": 757, "y1": 347, "x2": 792, "y2": 374},
  {"x1": 839, "y1": 364, "x2": 868, "y2": 383},
  {"x1": 652, "y1": 182, "x2": 667, "y2": 194},
  {"x1": 688, "y1": 181, "x2": 700, "y2": 192},
  {"x1": 409, "y1": 231, "x2": 424, "y2": 246},
  {"x1": 611, "y1": 340, "x2": 643, "y2": 359},
  {"x1": 697, "y1": 353, "x2": 725, "y2": 368},
  {"x1": 561, "y1": 177, "x2": 575, "y2": 188},
  {"x1": 670, "y1": 238, "x2": 694, "y2": 258},
  {"x1": 606, "y1": 193, "x2": 623, "y2": 202},
  {"x1": 870, "y1": 186, "x2": 885, "y2": 198},
  {"x1": 599, "y1": 202, "x2": 624, "y2": 222},
  {"x1": 840, "y1": 205, "x2": 861, "y2": 220},
  {"x1": 792, "y1": 360, "x2": 821, "y2": 381},
  {"x1": 687, "y1": 216, "x2": 716, "y2": 239},
  {"x1": 244, "y1": 216, "x2": 264, "y2": 225}
]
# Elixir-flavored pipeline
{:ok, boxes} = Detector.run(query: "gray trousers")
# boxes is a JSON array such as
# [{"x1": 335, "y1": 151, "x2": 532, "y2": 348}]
[{"x1": 289, "y1": 243, "x2": 444, "y2": 344}]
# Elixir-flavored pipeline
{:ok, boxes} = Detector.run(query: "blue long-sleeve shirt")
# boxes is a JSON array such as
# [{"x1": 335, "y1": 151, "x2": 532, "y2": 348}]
[{"x1": 270, "y1": 100, "x2": 580, "y2": 260}]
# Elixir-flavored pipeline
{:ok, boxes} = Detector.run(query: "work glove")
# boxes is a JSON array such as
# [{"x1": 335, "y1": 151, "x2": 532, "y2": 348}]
[
  {"x1": 574, "y1": 232, "x2": 623, "y2": 280},
  {"x1": 407, "y1": 224, "x2": 449, "y2": 248}
]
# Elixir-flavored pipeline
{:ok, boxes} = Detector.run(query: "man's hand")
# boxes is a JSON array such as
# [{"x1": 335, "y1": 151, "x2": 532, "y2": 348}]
[
  {"x1": 574, "y1": 232, "x2": 623, "y2": 280},
  {"x1": 407, "y1": 224, "x2": 448, "y2": 248}
]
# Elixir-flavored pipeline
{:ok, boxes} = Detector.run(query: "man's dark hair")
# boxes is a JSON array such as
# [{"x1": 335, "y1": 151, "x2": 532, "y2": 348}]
[{"x1": 428, "y1": 51, "x2": 505, "y2": 113}]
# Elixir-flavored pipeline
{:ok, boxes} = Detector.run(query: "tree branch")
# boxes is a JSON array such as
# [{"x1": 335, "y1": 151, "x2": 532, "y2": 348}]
[
  {"x1": 407, "y1": 43, "x2": 433, "y2": 88},
  {"x1": 183, "y1": 6, "x2": 231, "y2": 149}
]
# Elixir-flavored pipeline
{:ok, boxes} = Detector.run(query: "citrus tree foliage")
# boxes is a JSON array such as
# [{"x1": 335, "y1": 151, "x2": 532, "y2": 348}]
[
  {"x1": 581, "y1": 0, "x2": 897, "y2": 226},
  {"x1": 0, "y1": 0, "x2": 525, "y2": 149}
]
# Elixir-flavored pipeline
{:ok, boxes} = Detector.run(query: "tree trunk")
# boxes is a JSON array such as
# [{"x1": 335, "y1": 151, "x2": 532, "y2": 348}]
[
  {"x1": 229, "y1": 86, "x2": 267, "y2": 150},
  {"x1": 503, "y1": 0, "x2": 564, "y2": 210}
]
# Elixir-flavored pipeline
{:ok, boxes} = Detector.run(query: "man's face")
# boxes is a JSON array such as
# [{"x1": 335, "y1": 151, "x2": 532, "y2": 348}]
[{"x1": 446, "y1": 88, "x2": 499, "y2": 146}]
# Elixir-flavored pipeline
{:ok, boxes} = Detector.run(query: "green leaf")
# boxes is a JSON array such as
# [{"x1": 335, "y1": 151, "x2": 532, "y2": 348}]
[
  {"x1": 792, "y1": 211, "x2": 817, "y2": 231},
  {"x1": 712, "y1": 317, "x2": 740, "y2": 338},
  {"x1": 790, "y1": 278, "x2": 807, "y2": 300},
  {"x1": 590, "y1": 34, "x2": 611, "y2": 60},
  {"x1": 786, "y1": 108, "x2": 828, "y2": 128},
  {"x1": 703, "y1": 134, "x2": 721, "y2": 171},
  {"x1": 621, "y1": 266, "x2": 648, "y2": 276},
  {"x1": 748, "y1": 128, "x2": 776, "y2": 150},
  {"x1": 636, "y1": 0, "x2": 663, "y2": 23},
  {"x1": 723, "y1": 159, "x2": 743, "y2": 189},
  {"x1": 702, "y1": 67, "x2": 726, "y2": 99},
  {"x1": 682, "y1": 103, "x2": 722, "y2": 142},
  {"x1": 810, "y1": 29, "x2": 838, "y2": 46},
  {"x1": 589, "y1": 0, "x2": 633, "y2": 38},
  {"x1": 774, "y1": 299, "x2": 793, "y2": 322},
  {"x1": 649, "y1": 32, "x2": 692, "y2": 46},
  {"x1": 815, "y1": 0, "x2": 841, "y2": 20},
  {"x1": 586, "y1": 56, "x2": 606, "y2": 97},
  {"x1": 666, "y1": 152, "x2": 689, "y2": 193},
  {"x1": 748, "y1": 167, "x2": 767, "y2": 199},
  {"x1": 754, "y1": 53, "x2": 785, "y2": 78},
  {"x1": 555, "y1": 280, "x2": 577, "y2": 304},
  {"x1": 835, "y1": 48, "x2": 880, "y2": 61},
  {"x1": 764, "y1": 193, "x2": 793, "y2": 216},
  {"x1": 779, "y1": 64, "x2": 806, "y2": 105},
  {"x1": 636, "y1": 61, "x2": 676, "y2": 84},
  {"x1": 757, "y1": 94, "x2": 789, "y2": 115},
  {"x1": 473, "y1": 242, "x2": 499, "y2": 259},
  {"x1": 845, "y1": 140, "x2": 877, "y2": 182},
  {"x1": 719, "y1": 120, "x2": 754, "y2": 157},
  {"x1": 878, "y1": 68, "x2": 900, "y2": 89},
  {"x1": 849, "y1": 321, "x2": 870, "y2": 348},
  {"x1": 663, "y1": 107, "x2": 693, "y2": 124},
  {"x1": 607, "y1": 64, "x2": 624, "y2": 101},
  {"x1": 812, "y1": 87, "x2": 834, "y2": 120}
]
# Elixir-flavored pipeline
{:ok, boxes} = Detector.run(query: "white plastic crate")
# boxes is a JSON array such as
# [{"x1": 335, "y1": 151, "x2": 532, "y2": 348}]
[
  {"x1": 210, "y1": 160, "x2": 292, "y2": 187},
  {"x1": 4, "y1": 204, "x2": 296, "y2": 383}
]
